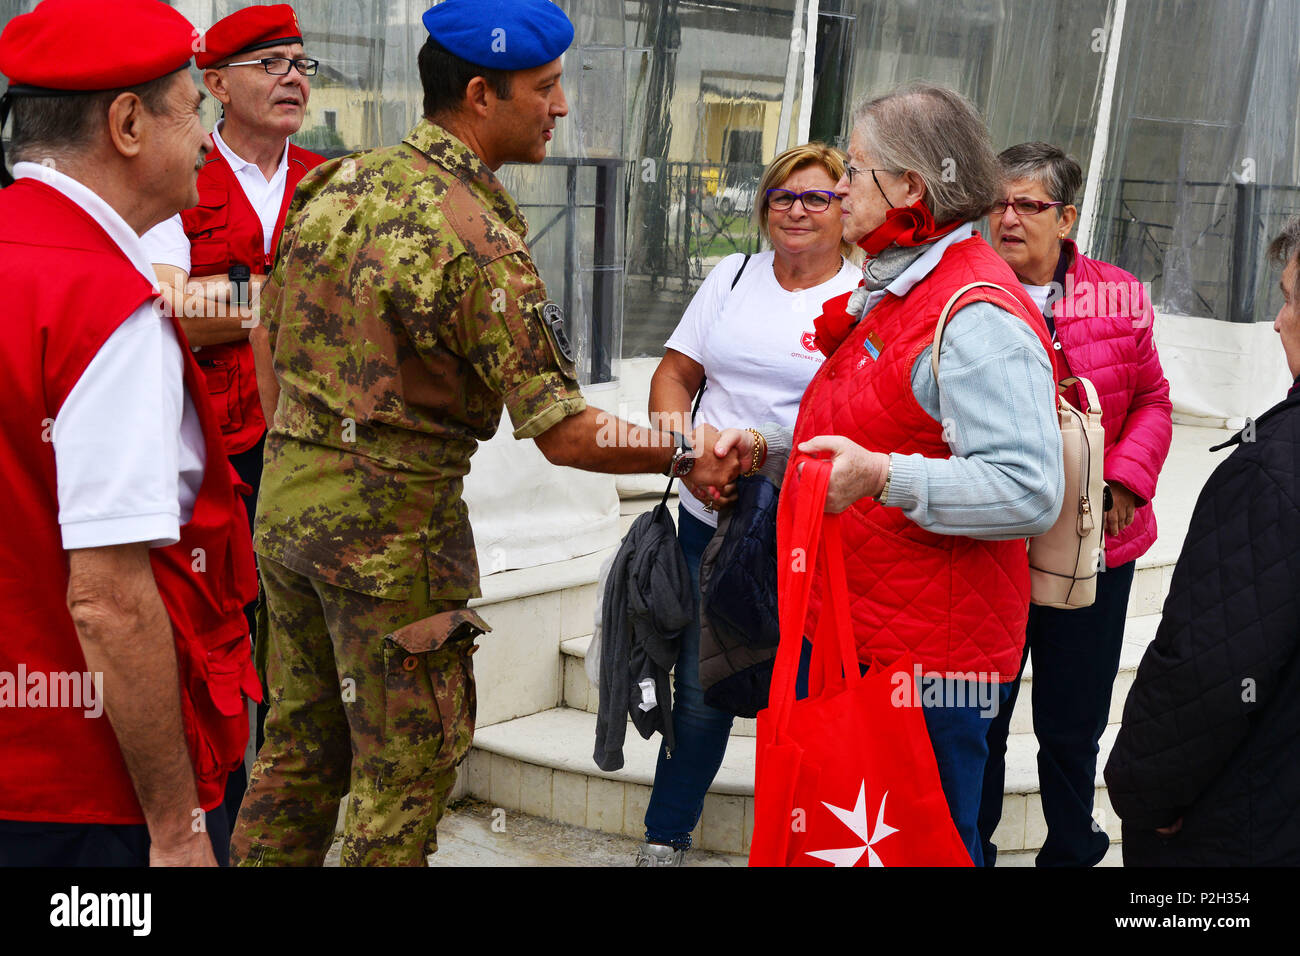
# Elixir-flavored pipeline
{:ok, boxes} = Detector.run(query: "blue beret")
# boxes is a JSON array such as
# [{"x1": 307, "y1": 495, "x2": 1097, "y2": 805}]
[{"x1": 422, "y1": 0, "x2": 573, "y2": 71}]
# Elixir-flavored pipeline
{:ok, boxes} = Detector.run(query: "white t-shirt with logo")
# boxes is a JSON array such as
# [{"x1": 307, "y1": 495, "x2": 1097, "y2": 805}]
[{"x1": 665, "y1": 249, "x2": 860, "y2": 527}]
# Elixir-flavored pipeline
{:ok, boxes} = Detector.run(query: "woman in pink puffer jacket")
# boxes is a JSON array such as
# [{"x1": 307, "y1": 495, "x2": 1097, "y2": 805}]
[{"x1": 978, "y1": 143, "x2": 1173, "y2": 867}]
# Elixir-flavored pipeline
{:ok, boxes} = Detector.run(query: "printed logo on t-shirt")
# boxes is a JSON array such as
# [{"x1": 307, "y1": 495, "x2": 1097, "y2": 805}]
[{"x1": 800, "y1": 331, "x2": 818, "y2": 352}]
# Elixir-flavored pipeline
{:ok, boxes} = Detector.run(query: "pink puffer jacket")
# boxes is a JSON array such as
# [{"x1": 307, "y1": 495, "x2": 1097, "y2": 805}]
[{"x1": 1052, "y1": 240, "x2": 1173, "y2": 567}]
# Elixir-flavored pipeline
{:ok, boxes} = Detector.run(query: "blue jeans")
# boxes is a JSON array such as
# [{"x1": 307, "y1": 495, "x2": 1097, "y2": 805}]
[
  {"x1": 794, "y1": 639, "x2": 1012, "y2": 867},
  {"x1": 978, "y1": 560, "x2": 1136, "y2": 866},
  {"x1": 922, "y1": 679, "x2": 1014, "y2": 867},
  {"x1": 643, "y1": 507, "x2": 734, "y2": 848}
]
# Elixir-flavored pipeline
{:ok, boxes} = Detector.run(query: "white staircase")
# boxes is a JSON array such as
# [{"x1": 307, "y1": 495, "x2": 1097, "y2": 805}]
[{"x1": 451, "y1": 423, "x2": 1232, "y2": 862}]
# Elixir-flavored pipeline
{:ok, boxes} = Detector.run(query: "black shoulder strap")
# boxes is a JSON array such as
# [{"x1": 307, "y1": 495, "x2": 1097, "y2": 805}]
[{"x1": 730, "y1": 253, "x2": 752, "y2": 291}]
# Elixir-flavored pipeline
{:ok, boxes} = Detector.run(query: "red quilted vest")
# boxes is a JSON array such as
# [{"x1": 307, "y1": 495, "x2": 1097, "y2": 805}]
[
  {"x1": 180, "y1": 143, "x2": 324, "y2": 455},
  {"x1": 788, "y1": 236, "x2": 1057, "y2": 681},
  {"x1": 0, "y1": 179, "x2": 260, "y2": 824}
]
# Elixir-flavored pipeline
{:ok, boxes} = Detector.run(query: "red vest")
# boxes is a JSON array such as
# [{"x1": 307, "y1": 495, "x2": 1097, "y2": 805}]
[
  {"x1": 180, "y1": 142, "x2": 324, "y2": 455},
  {"x1": 788, "y1": 236, "x2": 1058, "y2": 681},
  {"x1": 0, "y1": 179, "x2": 260, "y2": 824}
]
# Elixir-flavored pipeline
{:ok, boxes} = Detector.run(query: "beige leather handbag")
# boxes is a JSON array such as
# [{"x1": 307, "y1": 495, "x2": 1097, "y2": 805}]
[{"x1": 931, "y1": 283, "x2": 1106, "y2": 610}]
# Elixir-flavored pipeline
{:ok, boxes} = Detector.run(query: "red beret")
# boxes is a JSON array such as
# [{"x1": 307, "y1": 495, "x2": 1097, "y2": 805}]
[
  {"x1": 0, "y1": 0, "x2": 196, "y2": 91},
  {"x1": 196, "y1": 4, "x2": 304, "y2": 69}
]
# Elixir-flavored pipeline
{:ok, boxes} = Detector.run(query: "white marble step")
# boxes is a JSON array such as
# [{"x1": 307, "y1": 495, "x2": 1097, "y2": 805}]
[
  {"x1": 560, "y1": 612, "x2": 1160, "y2": 739},
  {"x1": 457, "y1": 706, "x2": 754, "y2": 854},
  {"x1": 465, "y1": 547, "x2": 613, "y2": 728},
  {"x1": 456, "y1": 705, "x2": 1122, "y2": 856}
]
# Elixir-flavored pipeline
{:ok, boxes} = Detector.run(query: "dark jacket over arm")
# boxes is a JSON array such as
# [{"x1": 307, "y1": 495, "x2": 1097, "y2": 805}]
[{"x1": 593, "y1": 503, "x2": 692, "y2": 772}]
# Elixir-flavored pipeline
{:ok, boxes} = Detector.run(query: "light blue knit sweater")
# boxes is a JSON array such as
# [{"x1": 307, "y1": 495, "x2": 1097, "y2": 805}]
[{"x1": 757, "y1": 241, "x2": 1064, "y2": 541}]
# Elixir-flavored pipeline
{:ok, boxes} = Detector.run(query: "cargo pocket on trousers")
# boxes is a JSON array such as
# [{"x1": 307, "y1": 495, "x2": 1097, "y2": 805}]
[{"x1": 381, "y1": 609, "x2": 490, "y2": 786}]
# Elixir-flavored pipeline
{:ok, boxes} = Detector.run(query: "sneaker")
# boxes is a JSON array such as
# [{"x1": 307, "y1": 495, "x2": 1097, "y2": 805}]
[{"x1": 635, "y1": 842, "x2": 684, "y2": 866}]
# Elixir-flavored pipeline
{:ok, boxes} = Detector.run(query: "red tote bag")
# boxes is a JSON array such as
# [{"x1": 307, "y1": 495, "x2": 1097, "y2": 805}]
[{"x1": 748, "y1": 456, "x2": 973, "y2": 867}]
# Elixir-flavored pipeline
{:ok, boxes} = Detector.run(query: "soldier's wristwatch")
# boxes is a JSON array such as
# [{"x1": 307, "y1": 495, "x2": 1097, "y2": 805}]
[{"x1": 665, "y1": 430, "x2": 695, "y2": 478}]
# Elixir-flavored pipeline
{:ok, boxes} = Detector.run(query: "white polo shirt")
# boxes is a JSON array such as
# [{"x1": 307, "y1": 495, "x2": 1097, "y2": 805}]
[
  {"x1": 13, "y1": 163, "x2": 206, "y2": 550},
  {"x1": 140, "y1": 122, "x2": 292, "y2": 272},
  {"x1": 665, "y1": 250, "x2": 861, "y2": 527}
]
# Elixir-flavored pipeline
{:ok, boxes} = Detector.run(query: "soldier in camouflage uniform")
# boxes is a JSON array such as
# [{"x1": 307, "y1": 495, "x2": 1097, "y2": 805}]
[{"x1": 230, "y1": 0, "x2": 744, "y2": 866}]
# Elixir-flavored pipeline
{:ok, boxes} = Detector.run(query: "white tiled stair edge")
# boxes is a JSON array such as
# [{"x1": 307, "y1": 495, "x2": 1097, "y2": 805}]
[
  {"x1": 456, "y1": 706, "x2": 1123, "y2": 855},
  {"x1": 465, "y1": 548, "x2": 612, "y2": 728},
  {"x1": 560, "y1": 612, "x2": 1160, "y2": 740},
  {"x1": 1126, "y1": 559, "x2": 1177, "y2": 619},
  {"x1": 462, "y1": 494, "x2": 674, "y2": 727},
  {"x1": 459, "y1": 706, "x2": 754, "y2": 854}
]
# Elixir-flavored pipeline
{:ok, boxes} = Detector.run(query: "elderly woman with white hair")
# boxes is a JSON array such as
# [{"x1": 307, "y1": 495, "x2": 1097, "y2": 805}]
[{"x1": 720, "y1": 83, "x2": 1064, "y2": 865}]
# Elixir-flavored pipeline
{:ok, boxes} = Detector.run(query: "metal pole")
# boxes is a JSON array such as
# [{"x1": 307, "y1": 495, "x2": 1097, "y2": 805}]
[
  {"x1": 1230, "y1": 182, "x2": 1260, "y2": 324},
  {"x1": 1076, "y1": 0, "x2": 1128, "y2": 256},
  {"x1": 564, "y1": 163, "x2": 577, "y2": 364},
  {"x1": 775, "y1": 0, "x2": 808, "y2": 154},
  {"x1": 592, "y1": 161, "x2": 618, "y2": 384},
  {"x1": 797, "y1": 0, "x2": 819, "y2": 147}
]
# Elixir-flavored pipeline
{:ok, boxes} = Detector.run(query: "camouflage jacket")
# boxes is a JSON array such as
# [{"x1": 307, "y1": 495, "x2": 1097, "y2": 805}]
[{"x1": 254, "y1": 120, "x2": 587, "y2": 601}]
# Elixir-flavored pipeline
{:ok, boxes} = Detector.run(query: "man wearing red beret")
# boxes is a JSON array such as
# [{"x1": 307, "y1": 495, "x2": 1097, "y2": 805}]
[
  {"x1": 0, "y1": 0, "x2": 260, "y2": 866},
  {"x1": 140, "y1": 3, "x2": 325, "y2": 829}
]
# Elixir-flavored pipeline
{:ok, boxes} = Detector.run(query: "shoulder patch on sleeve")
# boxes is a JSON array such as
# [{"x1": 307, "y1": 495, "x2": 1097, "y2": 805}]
[
  {"x1": 540, "y1": 300, "x2": 576, "y2": 366},
  {"x1": 444, "y1": 181, "x2": 526, "y2": 267}
]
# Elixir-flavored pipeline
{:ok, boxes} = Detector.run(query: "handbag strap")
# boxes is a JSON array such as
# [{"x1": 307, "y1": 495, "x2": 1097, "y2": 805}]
[
  {"x1": 930, "y1": 281, "x2": 1068, "y2": 427},
  {"x1": 930, "y1": 281, "x2": 1028, "y2": 381},
  {"x1": 1058, "y1": 375, "x2": 1102, "y2": 415},
  {"x1": 768, "y1": 456, "x2": 858, "y2": 733}
]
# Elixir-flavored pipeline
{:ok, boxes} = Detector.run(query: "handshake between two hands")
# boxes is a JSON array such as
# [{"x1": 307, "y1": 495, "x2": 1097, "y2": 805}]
[
  {"x1": 677, "y1": 423, "x2": 749, "y2": 511},
  {"x1": 679, "y1": 425, "x2": 892, "y2": 515}
]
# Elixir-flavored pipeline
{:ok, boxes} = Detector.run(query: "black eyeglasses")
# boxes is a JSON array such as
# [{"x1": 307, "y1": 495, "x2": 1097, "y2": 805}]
[
  {"x1": 846, "y1": 165, "x2": 897, "y2": 206},
  {"x1": 766, "y1": 188, "x2": 838, "y2": 212},
  {"x1": 846, "y1": 164, "x2": 894, "y2": 183},
  {"x1": 223, "y1": 57, "x2": 319, "y2": 76},
  {"x1": 991, "y1": 199, "x2": 1065, "y2": 217}
]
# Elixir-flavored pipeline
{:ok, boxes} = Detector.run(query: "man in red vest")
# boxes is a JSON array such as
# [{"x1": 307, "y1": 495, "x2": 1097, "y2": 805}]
[
  {"x1": 140, "y1": 3, "x2": 324, "y2": 823},
  {"x1": 0, "y1": 0, "x2": 259, "y2": 866}
]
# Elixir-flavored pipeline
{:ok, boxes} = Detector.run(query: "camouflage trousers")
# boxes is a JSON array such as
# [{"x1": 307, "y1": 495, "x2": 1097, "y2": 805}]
[{"x1": 230, "y1": 556, "x2": 482, "y2": 866}]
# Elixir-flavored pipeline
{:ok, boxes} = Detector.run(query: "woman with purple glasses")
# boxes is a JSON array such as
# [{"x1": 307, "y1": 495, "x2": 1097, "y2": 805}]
[{"x1": 636, "y1": 142, "x2": 860, "y2": 865}]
